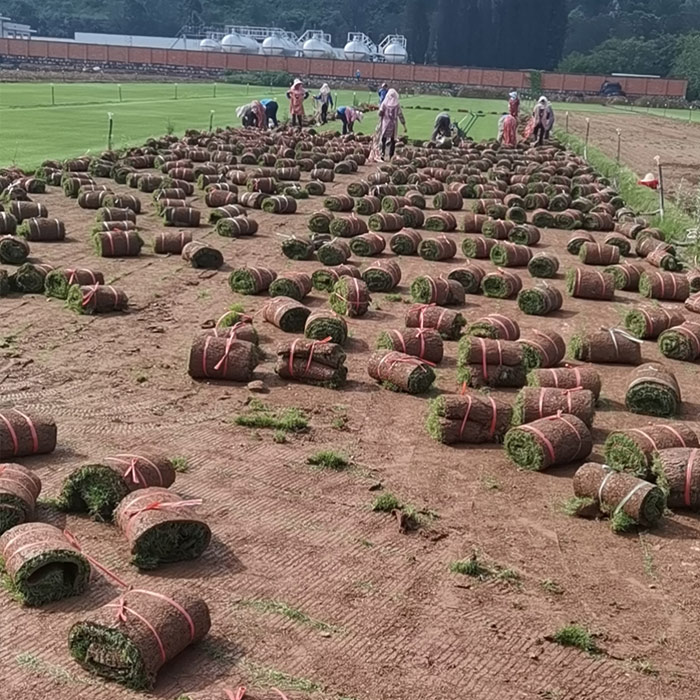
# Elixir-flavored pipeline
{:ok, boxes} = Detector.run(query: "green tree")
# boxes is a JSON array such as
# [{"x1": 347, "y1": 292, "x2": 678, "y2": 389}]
[
  {"x1": 404, "y1": 0, "x2": 432, "y2": 64},
  {"x1": 673, "y1": 32, "x2": 700, "y2": 99}
]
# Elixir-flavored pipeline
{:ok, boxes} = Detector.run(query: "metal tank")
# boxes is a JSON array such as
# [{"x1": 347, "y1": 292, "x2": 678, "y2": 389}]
[
  {"x1": 379, "y1": 34, "x2": 409, "y2": 64},
  {"x1": 199, "y1": 38, "x2": 221, "y2": 52},
  {"x1": 262, "y1": 35, "x2": 286, "y2": 56},
  {"x1": 344, "y1": 40, "x2": 371, "y2": 61},
  {"x1": 221, "y1": 33, "x2": 244, "y2": 53}
]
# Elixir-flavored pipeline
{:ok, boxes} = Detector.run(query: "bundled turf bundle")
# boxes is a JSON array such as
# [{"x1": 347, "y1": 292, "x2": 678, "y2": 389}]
[
  {"x1": 639, "y1": 270, "x2": 689, "y2": 301},
  {"x1": 567, "y1": 231, "x2": 595, "y2": 256},
  {"x1": 687, "y1": 292, "x2": 700, "y2": 314},
  {"x1": 153, "y1": 231, "x2": 193, "y2": 254},
  {"x1": 418, "y1": 235, "x2": 457, "y2": 262},
  {"x1": 69, "y1": 586, "x2": 210, "y2": 690},
  {"x1": 531, "y1": 209, "x2": 555, "y2": 228},
  {"x1": 0, "y1": 212, "x2": 18, "y2": 235},
  {"x1": 573, "y1": 463, "x2": 665, "y2": 532},
  {"x1": 569, "y1": 328, "x2": 642, "y2": 365},
  {"x1": 188, "y1": 336, "x2": 258, "y2": 382},
  {"x1": 156, "y1": 198, "x2": 187, "y2": 215},
  {"x1": 390, "y1": 228, "x2": 422, "y2": 255},
  {"x1": 647, "y1": 246, "x2": 681, "y2": 272},
  {"x1": 524, "y1": 193, "x2": 549, "y2": 210},
  {"x1": 10, "y1": 263, "x2": 53, "y2": 294},
  {"x1": 228, "y1": 266, "x2": 276, "y2": 295},
  {"x1": 247, "y1": 177, "x2": 277, "y2": 194},
  {"x1": 103, "y1": 195, "x2": 141, "y2": 214},
  {"x1": 96, "y1": 207, "x2": 136, "y2": 223},
  {"x1": 482, "y1": 219, "x2": 515, "y2": 240},
  {"x1": 263, "y1": 296, "x2": 311, "y2": 332},
  {"x1": 659, "y1": 321, "x2": 700, "y2": 361},
  {"x1": 281, "y1": 235, "x2": 315, "y2": 260},
  {"x1": 508, "y1": 224, "x2": 541, "y2": 246},
  {"x1": 602, "y1": 233, "x2": 631, "y2": 257},
  {"x1": 623, "y1": 306, "x2": 685, "y2": 340},
  {"x1": 637, "y1": 237, "x2": 672, "y2": 259},
  {"x1": 426, "y1": 392, "x2": 512, "y2": 444},
  {"x1": 555, "y1": 209, "x2": 584, "y2": 230},
  {"x1": 262, "y1": 196, "x2": 297, "y2": 214},
  {"x1": 377, "y1": 328, "x2": 444, "y2": 363},
  {"x1": 204, "y1": 190, "x2": 236, "y2": 208},
  {"x1": 181, "y1": 241, "x2": 223, "y2": 270},
  {"x1": 381, "y1": 196, "x2": 410, "y2": 213},
  {"x1": 458, "y1": 336, "x2": 534, "y2": 377},
  {"x1": 269, "y1": 271, "x2": 312, "y2": 301},
  {"x1": 462, "y1": 236, "x2": 496, "y2": 259},
  {"x1": 66, "y1": 284, "x2": 128, "y2": 314},
  {"x1": 324, "y1": 195, "x2": 354, "y2": 212},
  {"x1": 312, "y1": 168, "x2": 335, "y2": 183},
  {"x1": 0, "y1": 270, "x2": 9, "y2": 296},
  {"x1": 305, "y1": 310, "x2": 348, "y2": 345},
  {"x1": 368, "y1": 213, "x2": 405, "y2": 233},
  {"x1": 162, "y1": 207, "x2": 200, "y2": 228},
  {"x1": 432, "y1": 191, "x2": 463, "y2": 211},
  {"x1": 528, "y1": 366, "x2": 601, "y2": 400},
  {"x1": 579, "y1": 242, "x2": 620, "y2": 266},
  {"x1": 506, "y1": 207, "x2": 528, "y2": 224},
  {"x1": 355, "y1": 196, "x2": 382, "y2": 216},
  {"x1": 411, "y1": 275, "x2": 464, "y2": 305},
  {"x1": 652, "y1": 448, "x2": 700, "y2": 510},
  {"x1": 490, "y1": 242, "x2": 533, "y2": 267},
  {"x1": 604, "y1": 423, "x2": 699, "y2": 477},
  {"x1": 566, "y1": 268, "x2": 615, "y2": 300},
  {"x1": 155, "y1": 187, "x2": 187, "y2": 201},
  {"x1": 16, "y1": 218, "x2": 65, "y2": 242},
  {"x1": 467, "y1": 314, "x2": 519, "y2": 340},
  {"x1": 481, "y1": 269, "x2": 522, "y2": 299},
  {"x1": 363, "y1": 259, "x2": 401, "y2": 292},
  {"x1": 504, "y1": 414, "x2": 592, "y2": 471},
  {"x1": 0, "y1": 235, "x2": 29, "y2": 264},
  {"x1": 308, "y1": 211, "x2": 335, "y2": 236},
  {"x1": 94, "y1": 230, "x2": 143, "y2": 257},
  {"x1": 0, "y1": 463, "x2": 41, "y2": 534},
  {"x1": 114, "y1": 487, "x2": 211, "y2": 569},
  {"x1": 405, "y1": 304, "x2": 465, "y2": 340},
  {"x1": 397, "y1": 205, "x2": 425, "y2": 228},
  {"x1": 425, "y1": 212, "x2": 458, "y2": 232},
  {"x1": 0, "y1": 523, "x2": 90, "y2": 606},
  {"x1": 367, "y1": 350, "x2": 435, "y2": 394},
  {"x1": 463, "y1": 213, "x2": 489, "y2": 233},
  {"x1": 275, "y1": 338, "x2": 347, "y2": 388},
  {"x1": 686, "y1": 269, "x2": 700, "y2": 294},
  {"x1": 583, "y1": 212, "x2": 615, "y2": 231},
  {"x1": 77, "y1": 191, "x2": 109, "y2": 210},
  {"x1": 347, "y1": 181, "x2": 370, "y2": 198},
  {"x1": 513, "y1": 387, "x2": 595, "y2": 427},
  {"x1": 9, "y1": 202, "x2": 48, "y2": 222},
  {"x1": 517, "y1": 285, "x2": 563, "y2": 316},
  {"x1": 625, "y1": 362, "x2": 680, "y2": 417},
  {"x1": 209, "y1": 205, "x2": 247, "y2": 223},
  {"x1": 0, "y1": 409, "x2": 56, "y2": 460},
  {"x1": 528, "y1": 253, "x2": 559, "y2": 279},
  {"x1": 604, "y1": 263, "x2": 644, "y2": 291},
  {"x1": 318, "y1": 239, "x2": 351, "y2": 266},
  {"x1": 519, "y1": 330, "x2": 566, "y2": 368},
  {"x1": 215, "y1": 216, "x2": 258, "y2": 238},
  {"x1": 349, "y1": 232, "x2": 387, "y2": 257},
  {"x1": 329, "y1": 216, "x2": 368, "y2": 238},
  {"x1": 448, "y1": 264, "x2": 485, "y2": 295},
  {"x1": 45, "y1": 268, "x2": 104, "y2": 300},
  {"x1": 330, "y1": 277, "x2": 371, "y2": 317},
  {"x1": 311, "y1": 264, "x2": 361, "y2": 292},
  {"x1": 404, "y1": 191, "x2": 426, "y2": 208}
]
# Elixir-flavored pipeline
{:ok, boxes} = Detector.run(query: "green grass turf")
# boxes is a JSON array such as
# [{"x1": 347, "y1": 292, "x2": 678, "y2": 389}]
[{"x1": 0, "y1": 81, "x2": 696, "y2": 169}]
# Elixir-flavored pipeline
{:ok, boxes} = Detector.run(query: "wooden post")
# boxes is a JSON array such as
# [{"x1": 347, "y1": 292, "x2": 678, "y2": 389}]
[
  {"x1": 655, "y1": 155, "x2": 665, "y2": 220},
  {"x1": 107, "y1": 112, "x2": 114, "y2": 150},
  {"x1": 565, "y1": 111, "x2": 569, "y2": 133},
  {"x1": 209, "y1": 110, "x2": 214, "y2": 132},
  {"x1": 174, "y1": 84, "x2": 178, "y2": 100},
  {"x1": 584, "y1": 118, "x2": 591, "y2": 160},
  {"x1": 616, "y1": 129, "x2": 622, "y2": 165},
  {"x1": 118, "y1": 84, "x2": 122, "y2": 103},
  {"x1": 213, "y1": 83, "x2": 217, "y2": 98},
  {"x1": 50, "y1": 84, "x2": 55, "y2": 106}
]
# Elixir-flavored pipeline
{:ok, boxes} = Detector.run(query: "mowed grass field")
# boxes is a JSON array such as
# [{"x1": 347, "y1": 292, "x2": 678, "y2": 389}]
[{"x1": 0, "y1": 81, "x2": 696, "y2": 169}]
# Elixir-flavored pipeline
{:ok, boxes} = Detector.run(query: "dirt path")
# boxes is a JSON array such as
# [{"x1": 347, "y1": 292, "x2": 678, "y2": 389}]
[{"x1": 1, "y1": 152, "x2": 699, "y2": 700}]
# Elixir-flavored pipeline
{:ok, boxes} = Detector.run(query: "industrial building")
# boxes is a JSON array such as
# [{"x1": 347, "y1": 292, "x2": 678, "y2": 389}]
[{"x1": 0, "y1": 16, "x2": 35, "y2": 40}]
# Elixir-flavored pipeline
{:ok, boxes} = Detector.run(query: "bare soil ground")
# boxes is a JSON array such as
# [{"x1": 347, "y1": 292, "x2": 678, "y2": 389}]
[
  {"x1": 2, "y1": 146, "x2": 700, "y2": 700},
  {"x1": 568, "y1": 111, "x2": 700, "y2": 192}
]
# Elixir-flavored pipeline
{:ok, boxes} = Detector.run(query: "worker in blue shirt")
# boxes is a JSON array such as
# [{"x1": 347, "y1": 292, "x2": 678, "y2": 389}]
[
  {"x1": 260, "y1": 98, "x2": 279, "y2": 128},
  {"x1": 378, "y1": 83, "x2": 388, "y2": 104}
]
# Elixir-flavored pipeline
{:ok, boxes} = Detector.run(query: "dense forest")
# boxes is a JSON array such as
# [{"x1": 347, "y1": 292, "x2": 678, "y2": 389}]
[{"x1": 3, "y1": 0, "x2": 700, "y2": 93}]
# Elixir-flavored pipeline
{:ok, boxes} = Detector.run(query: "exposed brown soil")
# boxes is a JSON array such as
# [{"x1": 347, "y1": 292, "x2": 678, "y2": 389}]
[{"x1": 1, "y1": 148, "x2": 700, "y2": 700}]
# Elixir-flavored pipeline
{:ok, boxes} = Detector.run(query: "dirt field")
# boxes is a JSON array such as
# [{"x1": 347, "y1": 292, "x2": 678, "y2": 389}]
[
  {"x1": 1, "y1": 143, "x2": 700, "y2": 700},
  {"x1": 568, "y1": 111, "x2": 700, "y2": 192}
]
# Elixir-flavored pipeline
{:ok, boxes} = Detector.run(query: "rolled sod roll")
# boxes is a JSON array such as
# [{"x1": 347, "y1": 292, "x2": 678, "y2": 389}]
[
  {"x1": 347, "y1": 181, "x2": 370, "y2": 197},
  {"x1": 209, "y1": 204, "x2": 247, "y2": 223},
  {"x1": 103, "y1": 195, "x2": 141, "y2": 214},
  {"x1": 355, "y1": 196, "x2": 382, "y2": 216},
  {"x1": 247, "y1": 177, "x2": 277, "y2": 194},
  {"x1": 382, "y1": 195, "x2": 410, "y2": 213},
  {"x1": 567, "y1": 231, "x2": 594, "y2": 256},
  {"x1": 188, "y1": 336, "x2": 258, "y2": 382},
  {"x1": 77, "y1": 191, "x2": 109, "y2": 210},
  {"x1": 397, "y1": 206, "x2": 425, "y2": 228},
  {"x1": 181, "y1": 241, "x2": 223, "y2": 270},
  {"x1": 462, "y1": 235, "x2": 496, "y2": 259},
  {"x1": 504, "y1": 413, "x2": 592, "y2": 471},
  {"x1": 309, "y1": 210, "x2": 334, "y2": 234},
  {"x1": 93, "y1": 220, "x2": 137, "y2": 233},
  {"x1": 569, "y1": 328, "x2": 642, "y2": 365},
  {"x1": 490, "y1": 242, "x2": 533, "y2": 267},
  {"x1": 625, "y1": 362, "x2": 680, "y2": 418},
  {"x1": 0, "y1": 235, "x2": 29, "y2": 264},
  {"x1": 463, "y1": 213, "x2": 489, "y2": 233},
  {"x1": 368, "y1": 213, "x2": 405, "y2": 233},
  {"x1": 482, "y1": 219, "x2": 515, "y2": 240},
  {"x1": 44, "y1": 268, "x2": 103, "y2": 299},
  {"x1": 10, "y1": 263, "x2": 53, "y2": 293},
  {"x1": 228, "y1": 266, "x2": 276, "y2": 295},
  {"x1": 96, "y1": 207, "x2": 136, "y2": 223},
  {"x1": 0, "y1": 409, "x2": 56, "y2": 460},
  {"x1": 659, "y1": 321, "x2": 700, "y2": 361},
  {"x1": 155, "y1": 187, "x2": 187, "y2": 200},
  {"x1": 153, "y1": 231, "x2": 193, "y2": 254},
  {"x1": 504, "y1": 193, "x2": 526, "y2": 209},
  {"x1": 312, "y1": 169, "x2": 335, "y2": 183},
  {"x1": 0, "y1": 270, "x2": 8, "y2": 297},
  {"x1": 616, "y1": 221, "x2": 646, "y2": 238},
  {"x1": 281, "y1": 236, "x2": 315, "y2": 260},
  {"x1": 262, "y1": 195, "x2": 297, "y2": 215},
  {"x1": 433, "y1": 191, "x2": 463, "y2": 211},
  {"x1": 687, "y1": 292, "x2": 700, "y2": 314},
  {"x1": 448, "y1": 264, "x2": 485, "y2": 295},
  {"x1": 318, "y1": 239, "x2": 351, "y2": 266},
  {"x1": 363, "y1": 259, "x2": 401, "y2": 292},
  {"x1": 418, "y1": 235, "x2": 457, "y2": 262},
  {"x1": 468, "y1": 315, "x2": 519, "y2": 341},
  {"x1": 639, "y1": 270, "x2": 689, "y2": 302},
  {"x1": 528, "y1": 253, "x2": 559, "y2": 279},
  {"x1": 16, "y1": 218, "x2": 65, "y2": 242},
  {"x1": 605, "y1": 424, "x2": 699, "y2": 477},
  {"x1": 0, "y1": 463, "x2": 41, "y2": 534},
  {"x1": 305, "y1": 310, "x2": 348, "y2": 345},
  {"x1": 583, "y1": 212, "x2": 615, "y2": 231},
  {"x1": 458, "y1": 336, "x2": 533, "y2": 370},
  {"x1": 311, "y1": 264, "x2": 361, "y2": 292},
  {"x1": 411, "y1": 275, "x2": 464, "y2": 305},
  {"x1": 481, "y1": 269, "x2": 522, "y2": 299},
  {"x1": 269, "y1": 271, "x2": 312, "y2": 301},
  {"x1": 377, "y1": 328, "x2": 444, "y2": 363},
  {"x1": 349, "y1": 232, "x2": 387, "y2": 257},
  {"x1": 68, "y1": 587, "x2": 211, "y2": 690},
  {"x1": 623, "y1": 306, "x2": 685, "y2": 340},
  {"x1": 390, "y1": 228, "x2": 422, "y2": 256},
  {"x1": 460, "y1": 361, "x2": 528, "y2": 388},
  {"x1": 404, "y1": 191, "x2": 426, "y2": 208},
  {"x1": 566, "y1": 267, "x2": 615, "y2": 300},
  {"x1": 215, "y1": 216, "x2": 258, "y2": 238},
  {"x1": 94, "y1": 230, "x2": 143, "y2": 257},
  {"x1": 417, "y1": 180, "x2": 443, "y2": 196},
  {"x1": 602, "y1": 233, "x2": 631, "y2": 257},
  {"x1": 367, "y1": 350, "x2": 435, "y2": 394},
  {"x1": 506, "y1": 207, "x2": 528, "y2": 224},
  {"x1": 555, "y1": 209, "x2": 584, "y2": 230},
  {"x1": 425, "y1": 212, "x2": 458, "y2": 232},
  {"x1": 579, "y1": 242, "x2": 620, "y2": 266},
  {"x1": 530, "y1": 209, "x2": 554, "y2": 228},
  {"x1": 330, "y1": 277, "x2": 371, "y2": 317},
  {"x1": 65, "y1": 284, "x2": 127, "y2": 315},
  {"x1": 604, "y1": 263, "x2": 644, "y2": 291},
  {"x1": 513, "y1": 387, "x2": 595, "y2": 426},
  {"x1": 646, "y1": 247, "x2": 681, "y2": 272},
  {"x1": 0, "y1": 212, "x2": 18, "y2": 235},
  {"x1": 508, "y1": 224, "x2": 541, "y2": 246},
  {"x1": 426, "y1": 392, "x2": 512, "y2": 444},
  {"x1": 637, "y1": 237, "x2": 673, "y2": 259},
  {"x1": 204, "y1": 190, "x2": 236, "y2": 208},
  {"x1": 275, "y1": 338, "x2": 348, "y2": 388},
  {"x1": 653, "y1": 448, "x2": 700, "y2": 510},
  {"x1": 162, "y1": 207, "x2": 200, "y2": 227},
  {"x1": 517, "y1": 285, "x2": 563, "y2": 316},
  {"x1": 9, "y1": 201, "x2": 48, "y2": 222},
  {"x1": 405, "y1": 304, "x2": 465, "y2": 340},
  {"x1": 329, "y1": 216, "x2": 368, "y2": 238},
  {"x1": 528, "y1": 366, "x2": 601, "y2": 399},
  {"x1": 263, "y1": 296, "x2": 311, "y2": 332},
  {"x1": 524, "y1": 193, "x2": 548, "y2": 210},
  {"x1": 324, "y1": 195, "x2": 353, "y2": 212},
  {"x1": 0, "y1": 523, "x2": 90, "y2": 606}
]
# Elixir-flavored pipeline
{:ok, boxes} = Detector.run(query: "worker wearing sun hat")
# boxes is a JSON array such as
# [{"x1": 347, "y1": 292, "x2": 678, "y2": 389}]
[
  {"x1": 286, "y1": 79, "x2": 309, "y2": 128},
  {"x1": 508, "y1": 90, "x2": 520, "y2": 118}
]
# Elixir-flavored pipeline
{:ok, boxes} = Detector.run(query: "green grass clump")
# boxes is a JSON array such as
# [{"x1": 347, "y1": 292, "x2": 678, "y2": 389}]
[
  {"x1": 272, "y1": 430, "x2": 287, "y2": 444},
  {"x1": 449, "y1": 554, "x2": 490, "y2": 579},
  {"x1": 307, "y1": 450, "x2": 350, "y2": 470},
  {"x1": 385, "y1": 293, "x2": 403, "y2": 302},
  {"x1": 552, "y1": 624, "x2": 600, "y2": 654},
  {"x1": 560, "y1": 496, "x2": 597, "y2": 517},
  {"x1": 371, "y1": 493, "x2": 401, "y2": 512},
  {"x1": 235, "y1": 400, "x2": 309, "y2": 433},
  {"x1": 239, "y1": 599, "x2": 336, "y2": 633},
  {"x1": 540, "y1": 579, "x2": 564, "y2": 595},
  {"x1": 170, "y1": 456, "x2": 189, "y2": 473}
]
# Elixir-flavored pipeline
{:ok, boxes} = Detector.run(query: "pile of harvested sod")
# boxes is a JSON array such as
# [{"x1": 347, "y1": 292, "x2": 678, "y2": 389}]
[
  {"x1": 0, "y1": 409, "x2": 56, "y2": 459},
  {"x1": 567, "y1": 231, "x2": 593, "y2": 255},
  {"x1": 181, "y1": 241, "x2": 223, "y2": 269},
  {"x1": 604, "y1": 423, "x2": 698, "y2": 477},
  {"x1": 512, "y1": 387, "x2": 595, "y2": 426},
  {"x1": 262, "y1": 195, "x2": 297, "y2": 214},
  {"x1": 517, "y1": 285, "x2": 562, "y2": 315},
  {"x1": 114, "y1": 487, "x2": 211, "y2": 569},
  {"x1": 481, "y1": 269, "x2": 522, "y2": 299},
  {"x1": 304, "y1": 310, "x2": 348, "y2": 345},
  {"x1": 0, "y1": 235, "x2": 29, "y2": 264},
  {"x1": 566, "y1": 268, "x2": 615, "y2": 300},
  {"x1": 482, "y1": 219, "x2": 515, "y2": 240},
  {"x1": 311, "y1": 264, "x2": 361, "y2": 292},
  {"x1": 457, "y1": 337, "x2": 534, "y2": 388},
  {"x1": 405, "y1": 304, "x2": 465, "y2": 340},
  {"x1": 0, "y1": 523, "x2": 90, "y2": 605},
  {"x1": 93, "y1": 231, "x2": 143, "y2": 257},
  {"x1": 467, "y1": 314, "x2": 519, "y2": 340},
  {"x1": 519, "y1": 330, "x2": 566, "y2": 368},
  {"x1": 269, "y1": 272, "x2": 312, "y2": 301},
  {"x1": 527, "y1": 366, "x2": 601, "y2": 400},
  {"x1": 0, "y1": 463, "x2": 41, "y2": 534},
  {"x1": 349, "y1": 232, "x2": 386, "y2": 257},
  {"x1": 572, "y1": 463, "x2": 665, "y2": 532},
  {"x1": 367, "y1": 350, "x2": 435, "y2": 394},
  {"x1": 652, "y1": 448, "x2": 700, "y2": 510},
  {"x1": 16, "y1": 218, "x2": 66, "y2": 242},
  {"x1": 623, "y1": 306, "x2": 684, "y2": 340},
  {"x1": 426, "y1": 392, "x2": 512, "y2": 444},
  {"x1": 448, "y1": 264, "x2": 485, "y2": 294},
  {"x1": 569, "y1": 328, "x2": 642, "y2": 364},
  {"x1": 658, "y1": 321, "x2": 700, "y2": 361},
  {"x1": 57, "y1": 452, "x2": 177, "y2": 520},
  {"x1": 390, "y1": 228, "x2": 422, "y2": 255},
  {"x1": 410, "y1": 276, "x2": 464, "y2": 305},
  {"x1": 263, "y1": 296, "x2": 311, "y2": 332},
  {"x1": 418, "y1": 235, "x2": 457, "y2": 261},
  {"x1": 330, "y1": 277, "x2": 371, "y2": 317},
  {"x1": 425, "y1": 212, "x2": 458, "y2": 232},
  {"x1": 45, "y1": 268, "x2": 104, "y2": 299},
  {"x1": 639, "y1": 271, "x2": 689, "y2": 301},
  {"x1": 504, "y1": 414, "x2": 593, "y2": 470},
  {"x1": 376, "y1": 328, "x2": 444, "y2": 363},
  {"x1": 66, "y1": 284, "x2": 128, "y2": 314},
  {"x1": 362, "y1": 259, "x2": 401, "y2": 292},
  {"x1": 625, "y1": 363, "x2": 680, "y2": 417},
  {"x1": 275, "y1": 339, "x2": 347, "y2": 388},
  {"x1": 68, "y1": 587, "x2": 211, "y2": 690},
  {"x1": 188, "y1": 336, "x2": 259, "y2": 382},
  {"x1": 605, "y1": 263, "x2": 644, "y2": 291},
  {"x1": 228, "y1": 266, "x2": 277, "y2": 295}
]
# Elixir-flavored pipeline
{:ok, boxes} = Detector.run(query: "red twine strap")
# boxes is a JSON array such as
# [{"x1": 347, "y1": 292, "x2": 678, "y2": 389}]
[
  {"x1": 658, "y1": 424, "x2": 687, "y2": 447},
  {"x1": 0, "y1": 409, "x2": 38, "y2": 456},
  {"x1": 105, "y1": 453, "x2": 164, "y2": 487},
  {"x1": 271, "y1": 690, "x2": 290, "y2": 700},
  {"x1": 628, "y1": 428, "x2": 658, "y2": 451},
  {"x1": 0, "y1": 464, "x2": 36, "y2": 503},
  {"x1": 487, "y1": 395, "x2": 498, "y2": 437},
  {"x1": 458, "y1": 395, "x2": 473, "y2": 439},
  {"x1": 81, "y1": 284, "x2": 101, "y2": 308},
  {"x1": 63, "y1": 530, "x2": 131, "y2": 589},
  {"x1": 685, "y1": 448, "x2": 697, "y2": 507},
  {"x1": 225, "y1": 689, "x2": 247, "y2": 700},
  {"x1": 288, "y1": 337, "x2": 332, "y2": 378}
]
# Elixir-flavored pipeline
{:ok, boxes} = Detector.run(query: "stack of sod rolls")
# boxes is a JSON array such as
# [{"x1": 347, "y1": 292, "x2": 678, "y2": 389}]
[
  {"x1": 426, "y1": 392, "x2": 512, "y2": 444},
  {"x1": 376, "y1": 328, "x2": 444, "y2": 364},
  {"x1": 625, "y1": 363, "x2": 681, "y2": 418},
  {"x1": 512, "y1": 387, "x2": 595, "y2": 426},
  {"x1": 569, "y1": 328, "x2": 642, "y2": 365},
  {"x1": 188, "y1": 336, "x2": 259, "y2": 382},
  {"x1": 304, "y1": 310, "x2": 348, "y2": 345},
  {"x1": 519, "y1": 330, "x2": 566, "y2": 368},
  {"x1": 311, "y1": 264, "x2": 361, "y2": 292},
  {"x1": 457, "y1": 337, "x2": 537, "y2": 388},
  {"x1": 66, "y1": 284, "x2": 128, "y2": 314},
  {"x1": 653, "y1": 448, "x2": 700, "y2": 510},
  {"x1": 527, "y1": 366, "x2": 601, "y2": 400},
  {"x1": 330, "y1": 277, "x2": 371, "y2": 317},
  {"x1": 466, "y1": 314, "x2": 519, "y2": 340},
  {"x1": 275, "y1": 339, "x2": 347, "y2": 388},
  {"x1": 405, "y1": 304, "x2": 466, "y2": 340}
]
